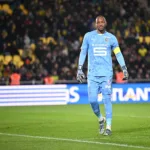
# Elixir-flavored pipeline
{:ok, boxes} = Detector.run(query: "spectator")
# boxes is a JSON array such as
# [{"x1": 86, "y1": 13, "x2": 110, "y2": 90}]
[
  {"x1": 0, "y1": 0, "x2": 149, "y2": 84},
  {"x1": 9, "y1": 69, "x2": 21, "y2": 85},
  {"x1": 138, "y1": 45, "x2": 148, "y2": 57}
]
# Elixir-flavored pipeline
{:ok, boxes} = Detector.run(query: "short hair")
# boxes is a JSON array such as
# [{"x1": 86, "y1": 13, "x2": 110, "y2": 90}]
[{"x1": 96, "y1": 15, "x2": 107, "y2": 24}]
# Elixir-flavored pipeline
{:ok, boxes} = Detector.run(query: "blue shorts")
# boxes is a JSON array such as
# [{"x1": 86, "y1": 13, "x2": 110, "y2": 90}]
[{"x1": 87, "y1": 76, "x2": 112, "y2": 103}]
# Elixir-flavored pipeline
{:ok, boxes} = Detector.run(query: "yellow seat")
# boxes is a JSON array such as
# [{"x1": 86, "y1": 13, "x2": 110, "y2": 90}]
[
  {"x1": 2, "y1": 4, "x2": 10, "y2": 12},
  {"x1": 30, "y1": 43, "x2": 36, "y2": 51},
  {"x1": 31, "y1": 54, "x2": 36, "y2": 63},
  {"x1": 145, "y1": 36, "x2": 150, "y2": 45},
  {"x1": 13, "y1": 55, "x2": 21, "y2": 62},
  {"x1": 138, "y1": 36, "x2": 143, "y2": 43},
  {"x1": 40, "y1": 37, "x2": 57, "y2": 45},
  {"x1": 0, "y1": 55, "x2": 4, "y2": 62},
  {"x1": 19, "y1": 4, "x2": 25, "y2": 10},
  {"x1": 18, "y1": 49, "x2": 23, "y2": 56},
  {"x1": 17, "y1": 60, "x2": 24, "y2": 68},
  {"x1": 47, "y1": 37, "x2": 57, "y2": 45},
  {"x1": 13, "y1": 55, "x2": 21, "y2": 65},
  {"x1": 40, "y1": 37, "x2": 46, "y2": 44},
  {"x1": 52, "y1": 75, "x2": 59, "y2": 81},
  {"x1": 4, "y1": 55, "x2": 12, "y2": 64}
]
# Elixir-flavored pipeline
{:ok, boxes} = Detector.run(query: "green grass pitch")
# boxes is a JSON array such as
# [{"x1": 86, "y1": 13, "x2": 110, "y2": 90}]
[{"x1": 0, "y1": 103, "x2": 150, "y2": 150}]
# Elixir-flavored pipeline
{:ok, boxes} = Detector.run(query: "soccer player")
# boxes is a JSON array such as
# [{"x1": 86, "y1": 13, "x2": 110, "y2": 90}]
[{"x1": 77, "y1": 16, "x2": 128, "y2": 135}]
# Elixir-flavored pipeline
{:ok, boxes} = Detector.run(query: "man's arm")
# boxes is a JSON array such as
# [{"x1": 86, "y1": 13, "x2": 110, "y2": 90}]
[
  {"x1": 77, "y1": 34, "x2": 88, "y2": 83},
  {"x1": 113, "y1": 47, "x2": 129, "y2": 80},
  {"x1": 78, "y1": 34, "x2": 88, "y2": 66}
]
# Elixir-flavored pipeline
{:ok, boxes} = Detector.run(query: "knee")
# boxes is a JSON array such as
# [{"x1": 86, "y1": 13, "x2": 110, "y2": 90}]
[
  {"x1": 102, "y1": 88, "x2": 112, "y2": 104},
  {"x1": 88, "y1": 94, "x2": 97, "y2": 103},
  {"x1": 103, "y1": 94, "x2": 111, "y2": 104}
]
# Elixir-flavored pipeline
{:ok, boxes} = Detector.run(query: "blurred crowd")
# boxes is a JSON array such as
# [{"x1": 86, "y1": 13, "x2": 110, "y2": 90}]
[{"x1": 0, "y1": 0, "x2": 150, "y2": 84}]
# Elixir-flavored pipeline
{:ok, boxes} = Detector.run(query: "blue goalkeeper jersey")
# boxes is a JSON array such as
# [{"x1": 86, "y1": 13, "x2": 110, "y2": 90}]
[{"x1": 79, "y1": 30, "x2": 119, "y2": 78}]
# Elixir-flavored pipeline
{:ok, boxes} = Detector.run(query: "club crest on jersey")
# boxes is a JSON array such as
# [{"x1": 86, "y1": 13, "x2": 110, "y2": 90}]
[{"x1": 105, "y1": 37, "x2": 109, "y2": 42}]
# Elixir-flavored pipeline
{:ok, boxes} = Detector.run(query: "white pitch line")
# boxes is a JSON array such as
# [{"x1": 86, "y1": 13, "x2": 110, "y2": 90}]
[
  {"x1": 114, "y1": 115, "x2": 150, "y2": 119},
  {"x1": 0, "y1": 132, "x2": 150, "y2": 150},
  {"x1": 74, "y1": 112, "x2": 150, "y2": 119},
  {"x1": 85, "y1": 135, "x2": 150, "y2": 140}
]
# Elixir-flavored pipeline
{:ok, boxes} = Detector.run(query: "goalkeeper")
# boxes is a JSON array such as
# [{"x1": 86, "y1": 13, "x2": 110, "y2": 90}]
[{"x1": 77, "y1": 15, "x2": 128, "y2": 136}]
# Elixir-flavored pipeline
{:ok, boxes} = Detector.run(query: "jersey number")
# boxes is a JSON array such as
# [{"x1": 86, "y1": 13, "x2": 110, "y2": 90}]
[{"x1": 93, "y1": 47, "x2": 107, "y2": 56}]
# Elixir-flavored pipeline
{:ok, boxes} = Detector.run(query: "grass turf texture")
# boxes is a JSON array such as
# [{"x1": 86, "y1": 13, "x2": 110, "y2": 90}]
[{"x1": 0, "y1": 104, "x2": 150, "y2": 150}]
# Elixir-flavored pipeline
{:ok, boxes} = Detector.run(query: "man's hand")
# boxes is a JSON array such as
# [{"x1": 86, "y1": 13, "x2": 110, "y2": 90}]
[
  {"x1": 122, "y1": 66, "x2": 129, "y2": 80},
  {"x1": 77, "y1": 66, "x2": 86, "y2": 83}
]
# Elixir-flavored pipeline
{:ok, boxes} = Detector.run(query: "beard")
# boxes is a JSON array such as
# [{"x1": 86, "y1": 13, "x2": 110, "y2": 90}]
[{"x1": 97, "y1": 26, "x2": 105, "y2": 33}]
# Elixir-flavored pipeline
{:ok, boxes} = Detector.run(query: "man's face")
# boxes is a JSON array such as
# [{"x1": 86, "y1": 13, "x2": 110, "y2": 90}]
[{"x1": 96, "y1": 17, "x2": 106, "y2": 32}]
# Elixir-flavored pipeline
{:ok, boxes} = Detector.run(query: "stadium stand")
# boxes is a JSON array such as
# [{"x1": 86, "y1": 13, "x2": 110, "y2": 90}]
[{"x1": 0, "y1": 0, "x2": 150, "y2": 84}]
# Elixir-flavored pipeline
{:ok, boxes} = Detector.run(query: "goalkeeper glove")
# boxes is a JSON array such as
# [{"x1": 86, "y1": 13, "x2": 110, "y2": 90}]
[
  {"x1": 77, "y1": 65, "x2": 86, "y2": 83},
  {"x1": 122, "y1": 66, "x2": 129, "y2": 80}
]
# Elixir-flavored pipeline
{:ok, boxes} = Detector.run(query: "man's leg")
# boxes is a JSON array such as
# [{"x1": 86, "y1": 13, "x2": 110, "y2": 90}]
[
  {"x1": 101, "y1": 76, "x2": 112, "y2": 135},
  {"x1": 88, "y1": 79, "x2": 105, "y2": 134}
]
